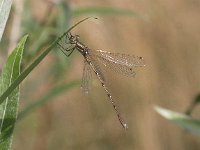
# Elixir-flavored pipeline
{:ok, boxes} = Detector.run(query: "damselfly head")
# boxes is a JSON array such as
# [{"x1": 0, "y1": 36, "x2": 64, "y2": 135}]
[{"x1": 68, "y1": 34, "x2": 80, "y2": 44}]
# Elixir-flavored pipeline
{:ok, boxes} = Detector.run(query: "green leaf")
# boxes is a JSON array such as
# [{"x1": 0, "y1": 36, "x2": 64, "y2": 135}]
[
  {"x1": 56, "y1": 2, "x2": 71, "y2": 34},
  {"x1": 72, "y1": 7, "x2": 144, "y2": 19},
  {"x1": 17, "y1": 80, "x2": 80, "y2": 121},
  {"x1": 185, "y1": 93, "x2": 200, "y2": 115},
  {"x1": 0, "y1": 17, "x2": 93, "y2": 105},
  {"x1": 0, "y1": 35, "x2": 28, "y2": 149},
  {"x1": 155, "y1": 106, "x2": 200, "y2": 136},
  {"x1": 0, "y1": 0, "x2": 13, "y2": 41}
]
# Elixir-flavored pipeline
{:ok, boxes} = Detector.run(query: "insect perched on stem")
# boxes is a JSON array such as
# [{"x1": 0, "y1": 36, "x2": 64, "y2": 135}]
[{"x1": 57, "y1": 32, "x2": 145, "y2": 129}]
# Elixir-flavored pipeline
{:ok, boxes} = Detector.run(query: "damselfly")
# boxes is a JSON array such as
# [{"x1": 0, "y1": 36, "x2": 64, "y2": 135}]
[{"x1": 57, "y1": 32, "x2": 145, "y2": 129}]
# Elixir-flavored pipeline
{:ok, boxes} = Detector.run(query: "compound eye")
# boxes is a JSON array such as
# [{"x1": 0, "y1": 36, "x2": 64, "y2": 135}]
[{"x1": 75, "y1": 35, "x2": 80, "y2": 39}]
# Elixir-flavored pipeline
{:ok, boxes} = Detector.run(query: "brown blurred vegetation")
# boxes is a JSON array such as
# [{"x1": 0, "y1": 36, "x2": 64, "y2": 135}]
[{"x1": 1, "y1": 0, "x2": 200, "y2": 150}]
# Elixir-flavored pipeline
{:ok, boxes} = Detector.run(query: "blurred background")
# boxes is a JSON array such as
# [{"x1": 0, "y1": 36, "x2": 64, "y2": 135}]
[{"x1": 1, "y1": 0, "x2": 200, "y2": 149}]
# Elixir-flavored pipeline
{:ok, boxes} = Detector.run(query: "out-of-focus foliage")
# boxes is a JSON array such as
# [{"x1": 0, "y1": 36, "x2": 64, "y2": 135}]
[
  {"x1": 155, "y1": 106, "x2": 200, "y2": 136},
  {"x1": 0, "y1": 0, "x2": 12, "y2": 41},
  {"x1": 186, "y1": 93, "x2": 200, "y2": 115}
]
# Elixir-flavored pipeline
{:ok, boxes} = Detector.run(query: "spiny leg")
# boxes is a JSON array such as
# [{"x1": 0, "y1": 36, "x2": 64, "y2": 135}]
[
  {"x1": 65, "y1": 32, "x2": 72, "y2": 44},
  {"x1": 66, "y1": 47, "x2": 76, "y2": 57},
  {"x1": 57, "y1": 42, "x2": 70, "y2": 51},
  {"x1": 57, "y1": 32, "x2": 75, "y2": 53},
  {"x1": 57, "y1": 41, "x2": 76, "y2": 57}
]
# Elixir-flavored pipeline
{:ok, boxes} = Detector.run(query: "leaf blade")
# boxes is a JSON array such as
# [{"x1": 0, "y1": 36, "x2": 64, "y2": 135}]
[
  {"x1": 155, "y1": 106, "x2": 200, "y2": 136},
  {"x1": 0, "y1": 0, "x2": 13, "y2": 41},
  {"x1": 0, "y1": 35, "x2": 28, "y2": 149}
]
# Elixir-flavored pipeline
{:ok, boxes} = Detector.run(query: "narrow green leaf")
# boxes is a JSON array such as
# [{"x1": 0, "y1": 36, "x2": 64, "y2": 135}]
[
  {"x1": 0, "y1": 17, "x2": 93, "y2": 105},
  {"x1": 56, "y1": 2, "x2": 71, "y2": 34},
  {"x1": 0, "y1": 35, "x2": 28, "y2": 149},
  {"x1": 185, "y1": 93, "x2": 200, "y2": 115},
  {"x1": 72, "y1": 7, "x2": 144, "y2": 19},
  {"x1": 0, "y1": 0, "x2": 13, "y2": 41},
  {"x1": 155, "y1": 106, "x2": 200, "y2": 136},
  {"x1": 18, "y1": 80, "x2": 80, "y2": 121}
]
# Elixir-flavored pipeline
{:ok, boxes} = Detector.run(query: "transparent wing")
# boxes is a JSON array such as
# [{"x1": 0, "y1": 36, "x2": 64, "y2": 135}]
[
  {"x1": 81, "y1": 60, "x2": 93, "y2": 93},
  {"x1": 92, "y1": 50, "x2": 145, "y2": 67},
  {"x1": 86, "y1": 54, "x2": 106, "y2": 83},
  {"x1": 95, "y1": 56, "x2": 136, "y2": 77},
  {"x1": 89, "y1": 50, "x2": 145, "y2": 77}
]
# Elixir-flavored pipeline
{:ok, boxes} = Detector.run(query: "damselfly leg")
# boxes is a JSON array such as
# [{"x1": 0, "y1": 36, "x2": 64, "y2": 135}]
[{"x1": 57, "y1": 33, "x2": 77, "y2": 57}]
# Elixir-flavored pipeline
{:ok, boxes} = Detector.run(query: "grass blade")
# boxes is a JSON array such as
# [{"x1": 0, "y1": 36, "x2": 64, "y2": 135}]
[
  {"x1": 72, "y1": 7, "x2": 144, "y2": 19},
  {"x1": 155, "y1": 106, "x2": 200, "y2": 136},
  {"x1": 17, "y1": 80, "x2": 80, "y2": 121},
  {"x1": 0, "y1": 35, "x2": 28, "y2": 149},
  {"x1": 0, "y1": 0, "x2": 13, "y2": 41},
  {"x1": 0, "y1": 17, "x2": 94, "y2": 105}
]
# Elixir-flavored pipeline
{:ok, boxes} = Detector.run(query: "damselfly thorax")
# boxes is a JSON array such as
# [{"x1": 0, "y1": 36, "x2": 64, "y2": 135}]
[{"x1": 57, "y1": 32, "x2": 145, "y2": 129}]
